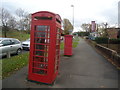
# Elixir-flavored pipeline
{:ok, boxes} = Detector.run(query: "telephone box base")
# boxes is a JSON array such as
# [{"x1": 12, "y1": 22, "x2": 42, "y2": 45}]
[{"x1": 27, "y1": 79, "x2": 55, "y2": 86}]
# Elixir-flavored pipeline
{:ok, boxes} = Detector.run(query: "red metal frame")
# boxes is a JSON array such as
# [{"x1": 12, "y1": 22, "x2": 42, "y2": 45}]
[{"x1": 28, "y1": 11, "x2": 62, "y2": 84}]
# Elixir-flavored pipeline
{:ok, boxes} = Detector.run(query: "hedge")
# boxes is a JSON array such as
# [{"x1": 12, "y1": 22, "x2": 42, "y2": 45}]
[
  {"x1": 95, "y1": 37, "x2": 108, "y2": 44},
  {"x1": 95, "y1": 37, "x2": 120, "y2": 44},
  {"x1": 109, "y1": 39, "x2": 120, "y2": 44}
]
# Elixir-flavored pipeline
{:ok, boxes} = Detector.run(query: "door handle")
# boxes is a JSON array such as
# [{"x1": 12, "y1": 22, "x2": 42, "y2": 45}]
[{"x1": 10, "y1": 46, "x2": 12, "y2": 47}]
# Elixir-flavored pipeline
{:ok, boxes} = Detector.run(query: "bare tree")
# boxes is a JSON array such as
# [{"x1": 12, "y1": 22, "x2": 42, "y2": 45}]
[
  {"x1": 23, "y1": 14, "x2": 31, "y2": 30},
  {"x1": 0, "y1": 8, "x2": 11, "y2": 37},
  {"x1": 81, "y1": 23, "x2": 91, "y2": 32},
  {"x1": 100, "y1": 22, "x2": 109, "y2": 37},
  {"x1": 8, "y1": 16, "x2": 17, "y2": 30},
  {"x1": 15, "y1": 8, "x2": 30, "y2": 31}
]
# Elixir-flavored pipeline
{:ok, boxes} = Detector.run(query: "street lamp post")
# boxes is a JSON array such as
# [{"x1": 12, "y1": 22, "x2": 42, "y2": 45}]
[{"x1": 71, "y1": 5, "x2": 74, "y2": 31}]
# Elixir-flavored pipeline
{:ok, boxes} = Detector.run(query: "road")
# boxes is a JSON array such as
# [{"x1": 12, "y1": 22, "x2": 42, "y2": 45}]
[{"x1": 2, "y1": 37, "x2": 119, "y2": 88}]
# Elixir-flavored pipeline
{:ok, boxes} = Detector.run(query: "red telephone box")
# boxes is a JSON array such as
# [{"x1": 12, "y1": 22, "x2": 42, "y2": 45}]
[
  {"x1": 64, "y1": 35, "x2": 73, "y2": 56},
  {"x1": 28, "y1": 11, "x2": 62, "y2": 84}
]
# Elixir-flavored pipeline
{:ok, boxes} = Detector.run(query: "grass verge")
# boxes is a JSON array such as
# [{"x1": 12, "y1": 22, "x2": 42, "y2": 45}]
[
  {"x1": 60, "y1": 36, "x2": 79, "y2": 49},
  {"x1": 73, "y1": 37, "x2": 79, "y2": 48},
  {"x1": 1, "y1": 30, "x2": 30, "y2": 41},
  {"x1": 1, "y1": 52, "x2": 29, "y2": 79},
  {"x1": 60, "y1": 42, "x2": 64, "y2": 50}
]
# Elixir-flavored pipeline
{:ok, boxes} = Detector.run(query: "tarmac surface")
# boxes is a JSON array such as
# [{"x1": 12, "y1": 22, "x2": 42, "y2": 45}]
[{"x1": 2, "y1": 38, "x2": 119, "y2": 88}]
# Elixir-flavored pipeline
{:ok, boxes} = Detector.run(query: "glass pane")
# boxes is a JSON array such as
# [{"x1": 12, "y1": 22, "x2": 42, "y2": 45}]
[
  {"x1": 35, "y1": 51, "x2": 48, "y2": 57},
  {"x1": 36, "y1": 51, "x2": 44, "y2": 56},
  {"x1": 35, "y1": 44, "x2": 45, "y2": 50},
  {"x1": 32, "y1": 68, "x2": 47, "y2": 75},
  {"x1": 35, "y1": 38, "x2": 50, "y2": 44},
  {"x1": 35, "y1": 32, "x2": 47, "y2": 38},
  {"x1": 34, "y1": 56, "x2": 44, "y2": 62},
  {"x1": 57, "y1": 28, "x2": 61, "y2": 33},
  {"x1": 35, "y1": 44, "x2": 49, "y2": 51},
  {"x1": 57, "y1": 34, "x2": 60, "y2": 39},
  {"x1": 33, "y1": 63, "x2": 48, "y2": 69},
  {"x1": 35, "y1": 38, "x2": 45, "y2": 43},
  {"x1": 36, "y1": 26, "x2": 50, "y2": 32}
]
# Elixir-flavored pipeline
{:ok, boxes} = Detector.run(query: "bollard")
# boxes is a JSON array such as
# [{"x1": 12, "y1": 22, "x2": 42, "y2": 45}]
[{"x1": 6, "y1": 52, "x2": 11, "y2": 58}]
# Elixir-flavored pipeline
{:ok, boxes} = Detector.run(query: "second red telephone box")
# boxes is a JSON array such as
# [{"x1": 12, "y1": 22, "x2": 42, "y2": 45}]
[
  {"x1": 64, "y1": 35, "x2": 73, "y2": 56},
  {"x1": 28, "y1": 11, "x2": 62, "y2": 84}
]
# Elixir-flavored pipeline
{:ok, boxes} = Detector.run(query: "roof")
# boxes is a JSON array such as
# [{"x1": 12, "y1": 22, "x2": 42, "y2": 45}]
[
  {"x1": 32, "y1": 11, "x2": 62, "y2": 22},
  {"x1": 32, "y1": 11, "x2": 56, "y2": 16}
]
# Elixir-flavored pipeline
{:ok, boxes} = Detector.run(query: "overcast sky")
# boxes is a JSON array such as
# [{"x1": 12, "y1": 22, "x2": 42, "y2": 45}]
[{"x1": 1, "y1": 0, "x2": 120, "y2": 32}]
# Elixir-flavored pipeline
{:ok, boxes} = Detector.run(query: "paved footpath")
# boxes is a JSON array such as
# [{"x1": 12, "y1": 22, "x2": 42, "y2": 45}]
[{"x1": 2, "y1": 38, "x2": 119, "y2": 88}]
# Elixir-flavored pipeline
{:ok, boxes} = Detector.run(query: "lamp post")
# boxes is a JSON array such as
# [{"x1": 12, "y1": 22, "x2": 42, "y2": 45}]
[{"x1": 71, "y1": 5, "x2": 74, "y2": 32}]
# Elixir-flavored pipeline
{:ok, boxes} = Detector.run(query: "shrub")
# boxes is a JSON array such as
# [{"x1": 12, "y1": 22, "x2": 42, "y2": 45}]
[
  {"x1": 95, "y1": 37, "x2": 120, "y2": 44},
  {"x1": 95, "y1": 37, "x2": 108, "y2": 44},
  {"x1": 109, "y1": 39, "x2": 120, "y2": 44},
  {"x1": 77, "y1": 32, "x2": 90, "y2": 36}
]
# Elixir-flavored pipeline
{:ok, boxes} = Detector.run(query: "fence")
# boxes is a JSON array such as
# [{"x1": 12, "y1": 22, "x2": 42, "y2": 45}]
[{"x1": 95, "y1": 44, "x2": 120, "y2": 68}]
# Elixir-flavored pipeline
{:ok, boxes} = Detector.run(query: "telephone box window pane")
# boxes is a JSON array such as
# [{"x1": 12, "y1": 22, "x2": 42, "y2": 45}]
[
  {"x1": 57, "y1": 28, "x2": 61, "y2": 33},
  {"x1": 35, "y1": 44, "x2": 49, "y2": 51},
  {"x1": 34, "y1": 25, "x2": 50, "y2": 40},
  {"x1": 36, "y1": 51, "x2": 44, "y2": 56},
  {"x1": 56, "y1": 40, "x2": 60, "y2": 45},
  {"x1": 35, "y1": 38, "x2": 50, "y2": 44},
  {"x1": 35, "y1": 51, "x2": 48, "y2": 57},
  {"x1": 57, "y1": 34, "x2": 60, "y2": 39},
  {"x1": 32, "y1": 68, "x2": 47, "y2": 75},
  {"x1": 35, "y1": 32, "x2": 47, "y2": 38},
  {"x1": 33, "y1": 56, "x2": 48, "y2": 63},
  {"x1": 35, "y1": 38, "x2": 46, "y2": 43},
  {"x1": 36, "y1": 26, "x2": 50, "y2": 32},
  {"x1": 33, "y1": 56, "x2": 43, "y2": 62},
  {"x1": 35, "y1": 44, "x2": 45, "y2": 50},
  {"x1": 33, "y1": 63, "x2": 48, "y2": 69}
]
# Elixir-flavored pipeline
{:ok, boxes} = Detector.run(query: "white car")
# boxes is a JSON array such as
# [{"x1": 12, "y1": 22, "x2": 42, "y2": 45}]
[
  {"x1": 0, "y1": 38, "x2": 22, "y2": 57},
  {"x1": 22, "y1": 39, "x2": 30, "y2": 50}
]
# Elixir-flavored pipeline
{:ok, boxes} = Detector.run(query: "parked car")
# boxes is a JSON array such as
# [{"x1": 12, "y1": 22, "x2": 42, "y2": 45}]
[
  {"x1": 22, "y1": 38, "x2": 30, "y2": 50},
  {"x1": 0, "y1": 38, "x2": 22, "y2": 57}
]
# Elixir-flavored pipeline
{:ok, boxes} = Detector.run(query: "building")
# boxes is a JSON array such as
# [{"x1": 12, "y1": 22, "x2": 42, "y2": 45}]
[
  {"x1": 107, "y1": 28, "x2": 120, "y2": 39},
  {"x1": 91, "y1": 21, "x2": 96, "y2": 32},
  {"x1": 89, "y1": 21, "x2": 100, "y2": 40}
]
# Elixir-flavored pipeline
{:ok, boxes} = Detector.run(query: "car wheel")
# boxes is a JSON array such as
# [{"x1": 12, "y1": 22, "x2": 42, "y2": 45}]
[{"x1": 16, "y1": 49, "x2": 22, "y2": 55}]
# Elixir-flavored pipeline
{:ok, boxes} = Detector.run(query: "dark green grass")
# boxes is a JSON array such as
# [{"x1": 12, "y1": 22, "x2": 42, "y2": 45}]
[{"x1": 1, "y1": 52, "x2": 29, "y2": 79}]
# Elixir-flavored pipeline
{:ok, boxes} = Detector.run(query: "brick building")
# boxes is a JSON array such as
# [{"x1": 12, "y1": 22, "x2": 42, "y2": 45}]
[{"x1": 107, "y1": 28, "x2": 120, "y2": 39}]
